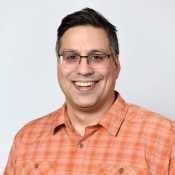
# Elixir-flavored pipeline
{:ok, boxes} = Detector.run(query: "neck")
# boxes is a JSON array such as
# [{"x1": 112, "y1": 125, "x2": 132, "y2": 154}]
[{"x1": 66, "y1": 93, "x2": 116, "y2": 136}]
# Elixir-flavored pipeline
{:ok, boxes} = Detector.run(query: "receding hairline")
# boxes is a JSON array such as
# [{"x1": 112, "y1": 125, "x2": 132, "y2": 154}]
[{"x1": 58, "y1": 24, "x2": 112, "y2": 53}]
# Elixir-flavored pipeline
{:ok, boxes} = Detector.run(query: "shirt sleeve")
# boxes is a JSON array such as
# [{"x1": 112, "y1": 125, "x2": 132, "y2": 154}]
[
  {"x1": 168, "y1": 122, "x2": 175, "y2": 174},
  {"x1": 3, "y1": 129, "x2": 23, "y2": 175},
  {"x1": 162, "y1": 121, "x2": 175, "y2": 174}
]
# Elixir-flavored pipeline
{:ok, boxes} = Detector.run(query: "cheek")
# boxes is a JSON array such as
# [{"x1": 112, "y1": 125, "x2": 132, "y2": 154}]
[
  {"x1": 104, "y1": 66, "x2": 117, "y2": 86},
  {"x1": 57, "y1": 69, "x2": 68, "y2": 94},
  {"x1": 57, "y1": 66, "x2": 65, "y2": 86},
  {"x1": 57, "y1": 66, "x2": 72, "y2": 87},
  {"x1": 108, "y1": 61, "x2": 119, "y2": 79},
  {"x1": 57, "y1": 66, "x2": 66, "y2": 79}
]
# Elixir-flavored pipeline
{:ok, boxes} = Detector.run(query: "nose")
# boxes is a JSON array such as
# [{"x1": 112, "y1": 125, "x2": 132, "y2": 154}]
[
  {"x1": 78, "y1": 56, "x2": 89, "y2": 64},
  {"x1": 75, "y1": 57, "x2": 94, "y2": 75}
]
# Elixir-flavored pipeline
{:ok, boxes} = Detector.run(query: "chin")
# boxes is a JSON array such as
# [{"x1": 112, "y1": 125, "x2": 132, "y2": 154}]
[{"x1": 72, "y1": 100, "x2": 97, "y2": 109}]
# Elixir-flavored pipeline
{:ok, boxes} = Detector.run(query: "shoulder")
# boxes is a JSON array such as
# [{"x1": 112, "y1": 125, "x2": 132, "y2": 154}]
[
  {"x1": 127, "y1": 103, "x2": 175, "y2": 137},
  {"x1": 24, "y1": 109, "x2": 61, "y2": 131},
  {"x1": 14, "y1": 108, "x2": 63, "y2": 143}
]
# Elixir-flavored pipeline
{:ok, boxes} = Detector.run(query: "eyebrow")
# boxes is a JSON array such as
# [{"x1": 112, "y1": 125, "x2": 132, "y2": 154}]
[
  {"x1": 62, "y1": 49, "x2": 77, "y2": 53},
  {"x1": 61, "y1": 49, "x2": 107, "y2": 54}
]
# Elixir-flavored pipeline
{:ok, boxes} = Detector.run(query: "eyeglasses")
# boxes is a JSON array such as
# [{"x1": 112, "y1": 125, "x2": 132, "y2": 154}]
[{"x1": 57, "y1": 52, "x2": 115, "y2": 69}]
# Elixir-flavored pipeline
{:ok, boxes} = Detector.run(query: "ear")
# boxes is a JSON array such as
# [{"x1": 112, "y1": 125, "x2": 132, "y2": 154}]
[
  {"x1": 56, "y1": 54, "x2": 59, "y2": 61},
  {"x1": 56, "y1": 54, "x2": 61, "y2": 65},
  {"x1": 114, "y1": 54, "x2": 121, "y2": 79}
]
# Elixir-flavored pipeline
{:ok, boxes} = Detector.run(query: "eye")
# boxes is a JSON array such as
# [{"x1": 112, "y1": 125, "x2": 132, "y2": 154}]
[
  {"x1": 66, "y1": 55, "x2": 78, "y2": 61},
  {"x1": 91, "y1": 55, "x2": 104, "y2": 61}
]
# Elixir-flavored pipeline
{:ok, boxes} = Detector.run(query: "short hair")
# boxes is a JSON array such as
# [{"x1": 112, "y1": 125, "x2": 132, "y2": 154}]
[{"x1": 55, "y1": 7, "x2": 119, "y2": 55}]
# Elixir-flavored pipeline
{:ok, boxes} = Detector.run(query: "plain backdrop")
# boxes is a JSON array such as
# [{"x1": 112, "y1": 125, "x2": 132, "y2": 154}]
[{"x1": 0, "y1": 0, "x2": 175, "y2": 173}]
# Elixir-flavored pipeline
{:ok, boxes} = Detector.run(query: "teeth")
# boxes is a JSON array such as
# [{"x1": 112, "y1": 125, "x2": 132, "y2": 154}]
[{"x1": 75, "y1": 82, "x2": 95, "y2": 87}]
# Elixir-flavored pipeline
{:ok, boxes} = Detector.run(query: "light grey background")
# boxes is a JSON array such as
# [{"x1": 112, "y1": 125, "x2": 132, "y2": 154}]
[{"x1": 0, "y1": 0, "x2": 175, "y2": 173}]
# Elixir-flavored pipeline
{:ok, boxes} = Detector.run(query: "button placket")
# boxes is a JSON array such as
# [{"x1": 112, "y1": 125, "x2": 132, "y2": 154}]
[
  {"x1": 34, "y1": 163, "x2": 39, "y2": 169},
  {"x1": 79, "y1": 142, "x2": 84, "y2": 148},
  {"x1": 119, "y1": 167, "x2": 124, "y2": 173}
]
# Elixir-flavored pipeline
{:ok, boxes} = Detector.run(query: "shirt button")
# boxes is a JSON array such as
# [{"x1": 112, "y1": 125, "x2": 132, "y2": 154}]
[
  {"x1": 119, "y1": 168, "x2": 124, "y2": 173},
  {"x1": 34, "y1": 163, "x2": 39, "y2": 168},
  {"x1": 79, "y1": 143, "x2": 84, "y2": 148}
]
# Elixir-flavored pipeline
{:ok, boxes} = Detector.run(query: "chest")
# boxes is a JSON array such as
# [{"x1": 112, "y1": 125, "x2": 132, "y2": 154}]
[{"x1": 15, "y1": 125, "x2": 169, "y2": 174}]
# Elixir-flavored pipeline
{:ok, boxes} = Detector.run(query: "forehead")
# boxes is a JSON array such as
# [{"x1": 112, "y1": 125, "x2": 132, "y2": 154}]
[{"x1": 59, "y1": 25, "x2": 110, "y2": 53}]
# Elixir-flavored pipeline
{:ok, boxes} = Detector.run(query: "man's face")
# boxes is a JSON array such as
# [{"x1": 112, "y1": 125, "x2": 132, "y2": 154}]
[{"x1": 57, "y1": 25, "x2": 120, "y2": 111}]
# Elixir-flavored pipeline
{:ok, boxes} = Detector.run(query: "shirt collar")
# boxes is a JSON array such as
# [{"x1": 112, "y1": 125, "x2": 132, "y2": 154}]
[
  {"x1": 51, "y1": 103, "x2": 67, "y2": 134},
  {"x1": 52, "y1": 91, "x2": 128, "y2": 136},
  {"x1": 98, "y1": 91, "x2": 128, "y2": 136}
]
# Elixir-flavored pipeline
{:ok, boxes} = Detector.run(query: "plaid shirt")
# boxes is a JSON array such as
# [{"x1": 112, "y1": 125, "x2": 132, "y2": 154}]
[{"x1": 3, "y1": 92, "x2": 175, "y2": 174}]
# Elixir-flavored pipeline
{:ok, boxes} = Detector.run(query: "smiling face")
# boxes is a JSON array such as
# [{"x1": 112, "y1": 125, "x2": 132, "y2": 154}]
[{"x1": 57, "y1": 25, "x2": 120, "y2": 111}]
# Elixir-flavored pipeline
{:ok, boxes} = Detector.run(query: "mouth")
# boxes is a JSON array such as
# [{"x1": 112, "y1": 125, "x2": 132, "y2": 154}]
[{"x1": 74, "y1": 81, "x2": 96, "y2": 87}]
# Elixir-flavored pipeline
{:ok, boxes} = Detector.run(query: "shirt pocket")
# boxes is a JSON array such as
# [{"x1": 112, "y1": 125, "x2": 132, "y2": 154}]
[
  {"x1": 15, "y1": 161, "x2": 56, "y2": 175},
  {"x1": 98, "y1": 164, "x2": 150, "y2": 175}
]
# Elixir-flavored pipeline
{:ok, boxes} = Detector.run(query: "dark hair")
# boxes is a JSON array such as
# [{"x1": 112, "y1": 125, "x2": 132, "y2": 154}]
[{"x1": 55, "y1": 7, "x2": 119, "y2": 55}]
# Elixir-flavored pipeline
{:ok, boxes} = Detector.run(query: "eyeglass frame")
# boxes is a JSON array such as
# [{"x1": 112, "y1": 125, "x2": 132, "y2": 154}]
[{"x1": 57, "y1": 52, "x2": 117, "y2": 69}]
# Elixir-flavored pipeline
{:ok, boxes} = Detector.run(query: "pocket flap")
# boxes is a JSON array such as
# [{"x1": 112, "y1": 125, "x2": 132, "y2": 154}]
[
  {"x1": 16, "y1": 161, "x2": 56, "y2": 175},
  {"x1": 98, "y1": 164, "x2": 149, "y2": 174}
]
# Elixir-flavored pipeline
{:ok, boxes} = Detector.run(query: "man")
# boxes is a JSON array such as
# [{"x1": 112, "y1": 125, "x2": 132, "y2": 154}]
[{"x1": 4, "y1": 8, "x2": 175, "y2": 174}]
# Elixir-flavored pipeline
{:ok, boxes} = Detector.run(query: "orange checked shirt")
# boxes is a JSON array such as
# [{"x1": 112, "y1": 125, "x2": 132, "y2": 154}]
[{"x1": 3, "y1": 92, "x2": 175, "y2": 174}]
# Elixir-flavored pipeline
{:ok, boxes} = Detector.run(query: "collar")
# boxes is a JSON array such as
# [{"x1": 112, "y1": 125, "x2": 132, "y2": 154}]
[
  {"x1": 51, "y1": 91, "x2": 128, "y2": 136},
  {"x1": 51, "y1": 103, "x2": 68, "y2": 135},
  {"x1": 98, "y1": 92, "x2": 128, "y2": 136}
]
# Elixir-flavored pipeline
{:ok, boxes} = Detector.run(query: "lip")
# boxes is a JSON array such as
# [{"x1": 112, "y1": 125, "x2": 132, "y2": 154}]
[
  {"x1": 72, "y1": 81, "x2": 99, "y2": 91},
  {"x1": 74, "y1": 81, "x2": 96, "y2": 87}
]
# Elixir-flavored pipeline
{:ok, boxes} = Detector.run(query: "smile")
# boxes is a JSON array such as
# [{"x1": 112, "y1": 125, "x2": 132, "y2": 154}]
[{"x1": 74, "y1": 82, "x2": 96, "y2": 87}]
